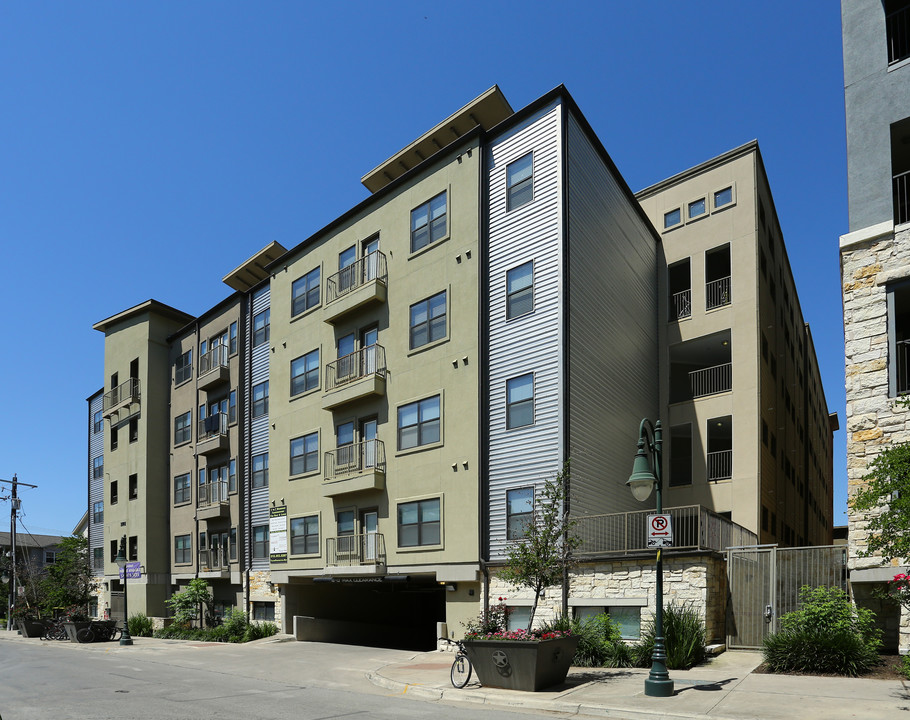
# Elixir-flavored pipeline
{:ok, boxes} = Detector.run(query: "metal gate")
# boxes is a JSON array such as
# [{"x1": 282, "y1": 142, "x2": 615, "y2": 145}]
[
  {"x1": 726, "y1": 545, "x2": 847, "y2": 649},
  {"x1": 109, "y1": 591, "x2": 125, "y2": 623}
]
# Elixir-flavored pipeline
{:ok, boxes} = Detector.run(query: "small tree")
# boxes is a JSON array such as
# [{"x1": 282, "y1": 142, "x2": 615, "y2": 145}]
[
  {"x1": 39, "y1": 536, "x2": 96, "y2": 614},
  {"x1": 849, "y1": 438, "x2": 910, "y2": 563},
  {"x1": 166, "y1": 578, "x2": 213, "y2": 627},
  {"x1": 498, "y1": 463, "x2": 580, "y2": 633}
]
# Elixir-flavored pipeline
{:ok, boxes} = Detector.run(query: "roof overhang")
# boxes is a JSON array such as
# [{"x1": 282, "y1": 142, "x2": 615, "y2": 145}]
[{"x1": 222, "y1": 241, "x2": 288, "y2": 292}]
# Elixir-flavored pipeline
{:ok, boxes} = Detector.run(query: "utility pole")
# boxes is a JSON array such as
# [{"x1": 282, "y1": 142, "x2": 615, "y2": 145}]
[{"x1": 1, "y1": 474, "x2": 38, "y2": 631}]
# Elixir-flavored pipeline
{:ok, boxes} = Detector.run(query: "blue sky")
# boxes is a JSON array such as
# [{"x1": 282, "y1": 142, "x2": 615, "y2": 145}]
[{"x1": 0, "y1": 2, "x2": 848, "y2": 535}]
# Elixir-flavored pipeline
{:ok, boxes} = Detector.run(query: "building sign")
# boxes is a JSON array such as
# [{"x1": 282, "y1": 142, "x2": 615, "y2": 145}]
[
  {"x1": 118, "y1": 562, "x2": 141, "y2": 579},
  {"x1": 270, "y1": 505, "x2": 288, "y2": 563},
  {"x1": 647, "y1": 514, "x2": 673, "y2": 548}
]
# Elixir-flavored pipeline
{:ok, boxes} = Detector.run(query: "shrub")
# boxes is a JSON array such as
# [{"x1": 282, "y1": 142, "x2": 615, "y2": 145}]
[
  {"x1": 901, "y1": 654, "x2": 910, "y2": 680},
  {"x1": 128, "y1": 612, "x2": 154, "y2": 638},
  {"x1": 541, "y1": 613, "x2": 632, "y2": 667},
  {"x1": 761, "y1": 586, "x2": 881, "y2": 676},
  {"x1": 634, "y1": 602, "x2": 706, "y2": 670},
  {"x1": 464, "y1": 597, "x2": 511, "y2": 637},
  {"x1": 151, "y1": 609, "x2": 278, "y2": 643}
]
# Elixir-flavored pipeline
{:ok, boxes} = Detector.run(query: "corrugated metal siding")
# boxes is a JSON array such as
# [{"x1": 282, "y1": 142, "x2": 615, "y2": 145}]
[
  {"x1": 246, "y1": 285, "x2": 271, "y2": 570},
  {"x1": 486, "y1": 102, "x2": 564, "y2": 559},
  {"x1": 88, "y1": 393, "x2": 104, "y2": 565},
  {"x1": 565, "y1": 113, "x2": 659, "y2": 518}
]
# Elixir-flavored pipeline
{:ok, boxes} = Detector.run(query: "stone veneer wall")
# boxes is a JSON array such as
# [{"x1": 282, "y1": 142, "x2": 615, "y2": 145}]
[
  {"x1": 841, "y1": 223, "x2": 910, "y2": 654},
  {"x1": 485, "y1": 553, "x2": 727, "y2": 644},
  {"x1": 249, "y1": 570, "x2": 280, "y2": 625}
]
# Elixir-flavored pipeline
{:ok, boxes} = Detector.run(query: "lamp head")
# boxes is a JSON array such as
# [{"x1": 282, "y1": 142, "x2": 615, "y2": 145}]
[
  {"x1": 627, "y1": 441, "x2": 656, "y2": 502},
  {"x1": 114, "y1": 537, "x2": 127, "y2": 569}
]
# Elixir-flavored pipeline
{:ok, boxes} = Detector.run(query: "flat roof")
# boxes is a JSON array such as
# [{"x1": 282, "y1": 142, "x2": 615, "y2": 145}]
[
  {"x1": 92, "y1": 299, "x2": 194, "y2": 333},
  {"x1": 360, "y1": 85, "x2": 513, "y2": 193},
  {"x1": 222, "y1": 241, "x2": 288, "y2": 292}
]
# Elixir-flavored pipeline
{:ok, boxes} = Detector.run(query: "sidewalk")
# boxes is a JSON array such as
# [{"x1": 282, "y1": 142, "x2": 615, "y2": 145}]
[{"x1": 368, "y1": 648, "x2": 910, "y2": 720}]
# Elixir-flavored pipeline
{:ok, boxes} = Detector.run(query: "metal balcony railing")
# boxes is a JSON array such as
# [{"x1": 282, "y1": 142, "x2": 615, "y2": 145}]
[
  {"x1": 324, "y1": 439, "x2": 385, "y2": 479},
  {"x1": 198, "y1": 412, "x2": 228, "y2": 441},
  {"x1": 199, "y1": 345, "x2": 229, "y2": 375},
  {"x1": 707, "y1": 450, "x2": 733, "y2": 481},
  {"x1": 198, "y1": 480, "x2": 228, "y2": 507},
  {"x1": 574, "y1": 504, "x2": 756, "y2": 556},
  {"x1": 325, "y1": 345, "x2": 386, "y2": 391},
  {"x1": 897, "y1": 338, "x2": 910, "y2": 394},
  {"x1": 670, "y1": 289, "x2": 691, "y2": 320},
  {"x1": 706, "y1": 276, "x2": 731, "y2": 310},
  {"x1": 198, "y1": 548, "x2": 229, "y2": 571},
  {"x1": 103, "y1": 378, "x2": 140, "y2": 412},
  {"x1": 325, "y1": 251, "x2": 388, "y2": 305},
  {"x1": 689, "y1": 362, "x2": 732, "y2": 398},
  {"x1": 888, "y1": 3, "x2": 910, "y2": 65},
  {"x1": 326, "y1": 533, "x2": 386, "y2": 567},
  {"x1": 895, "y1": 170, "x2": 910, "y2": 226}
]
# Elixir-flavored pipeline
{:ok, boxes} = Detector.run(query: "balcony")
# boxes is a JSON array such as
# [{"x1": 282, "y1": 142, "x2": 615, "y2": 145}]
[
  {"x1": 689, "y1": 362, "x2": 732, "y2": 399},
  {"x1": 322, "y1": 440, "x2": 386, "y2": 497},
  {"x1": 198, "y1": 345, "x2": 229, "y2": 390},
  {"x1": 322, "y1": 345, "x2": 387, "y2": 410},
  {"x1": 670, "y1": 289, "x2": 691, "y2": 320},
  {"x1": 324, "y1": 251, "x2": 388, "y2": 324},
  {"x1": 706, "y1": 276, "x2": 731, "y2": 310},
  {"x1": 197, "y1": 479, "x2": 229, "y2": 520},
  {"x1": 103, "y1": 378, "x2": 140, "y2": 418},
  {"x1": 324, "y1": 533, "x2": 386, "y2": 575},
  {"x1": 669, "y1": 330, "x2": 732, "y2": 403},
  {"x1": 198, "y1": 548, "x2": 230, "y2": 577},
  {"x1": 197, "y1": 412, "x2": 229, "y2": 456},
  {"x1": 707, "y1": 450, "x2": 733, "y2": 481},
  {"x1": 888, "y1": 2, "x2": 910, "y2": 65}
]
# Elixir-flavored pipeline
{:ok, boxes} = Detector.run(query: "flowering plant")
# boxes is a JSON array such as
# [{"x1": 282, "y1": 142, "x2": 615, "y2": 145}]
[
  {"x1": 464, "y1": 628, "x2": 573, "y2": 641},
  {"x1": 888, "y1": 573, "x2": 910, "y2": 612},
  {"x1": 463, "y1": 597, "x2": 572, "y2": 641}
]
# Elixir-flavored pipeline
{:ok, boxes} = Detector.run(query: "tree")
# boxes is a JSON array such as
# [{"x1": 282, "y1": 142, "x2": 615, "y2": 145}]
[
  {"x1": 849, "y1": 440, "x2": 910, "y2": 563},
  {"x1": 166, "y1": 578, "x2": 214, "y2": 627},
  {"x1": 498, "y1": 463, "x2": 580, "y2": 633}
]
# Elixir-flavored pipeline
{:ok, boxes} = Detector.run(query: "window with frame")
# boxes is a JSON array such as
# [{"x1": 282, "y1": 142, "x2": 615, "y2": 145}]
[
  {"x1": 252, "y1": 525, "x2": 269, "y2": 559},
  {"x1": 290, "y1": 515, "x2": 319, "y2": 555},
  {"x1": 229, "y1": 390, "x2": 237, "y2": 424},
  {"x1": 398, "y1": 395, "x2": 441, "y2": 450},
  {"x1": 93, "y1": 410, "x2": 103, "y2": 434},
  {"x1": 252, "y1": 452, "x2": 269, "y2": 488},
  {"x1": 337, "y1": 510, "x2": 355, "y2": 536},
  {"x1": 175, "y1": 350, "x2": 192, "y2": 384},
  {"x1": 292, "y1": 267, "x2": 321, "y2": 316},
  {"x1": 110, "y1": 539, "x2": 118, "y2": 563},
  {"x1": 111, "y1": 425, "x2": 118, "y2": 451},
  {"x1": 45, "y1": 550, "x2": 57, "y2": 564},
  {"x1": 506, "y1": 487, "x2": 533, "y2": 540},
  {"x1": 174, "y1": 534, "x2": 191, "y2": 564},
  {"x1": 129, "y1": 417, "x2": 138, "y2": 443},
  {"x1": 229, "y1": 321, "x2": 238, "y2": 354},
  {"x1": 252, "y1": 381, "x2": 269, "y2": 418},
  {"x1": 291, "y1": 350, "x2": 320, "y2": 396},
  {"x1": 506, "y1": 374, "x2": 534, "y2": 429},
  {"x1": 410, "y1": 191, "x2": 447, "y2": 252},
  {"x1": 714, "y1": 186, "x2": 733, "y2": 209},
  {"x1": 397, "y1": 498, "x2": 440, "y2": 547},
  {"x1": 92, "y1": 501, "x2": 103, "y2": 525},
  {"x1": 506, "y1": 153, "x2": 533, "y2": 210},
  {"x1": 574, "y1": 605, "x2": 641, "y2": 640},
  {"x1": 506, "y1": 261, "x2": 533, "y2": 319},
  {"x1": 229, "y1": 459, "x2": 237, "y2": 493},
  {"x1": 174, "y1": 411, "x2": 191, "y2": 444},
  {"x1": 128, "y1": 535, "x2": 138, "y2": 561},
  {"x1": 253, "y1": 309, "x2": 270, "y2": 347},
  {"x1": 174, "y1": 473, "x2": 191, "y2": 504},
  {"x1": 110, "y1": 480, "x2": 118, "y2": 505},
  {"x1": 93, "y1": 547, "x2": 104, "y2": 570},
  {"x1": 229, "y1": 528, "x2": 237, "y2": 561},
  {"x1": 128, "y1": 474, "x2": 138, "y2": 500},
  {"x1": 663, "y1": 207, "x2": 681, "y2": 229},
  {"x1": 687, "y1": 197, "x2": 706, "y2": 219},
  {"x1": 290, "y1": 433, "x2": 318, "y2": 476},
  {"x1": 252, "y1": 601, "x2": 275, "y2": 621},
  {"x1": 93, "y1": 456, "x2": 104, "y2": 479},
  {"x1": 409, "y1": 291, "x2": 447, "y2": 349}
]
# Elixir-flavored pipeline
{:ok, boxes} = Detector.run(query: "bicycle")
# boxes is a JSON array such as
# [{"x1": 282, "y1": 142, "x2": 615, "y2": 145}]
[
  {"x1": 439, "y1": 637, "x2": 472, "y2": 688},
  {"x1": 41, "y1": 620, "x2": 68, "y2": 642}
]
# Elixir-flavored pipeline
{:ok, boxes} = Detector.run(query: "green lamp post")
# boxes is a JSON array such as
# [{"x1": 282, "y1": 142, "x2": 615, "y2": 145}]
[
  {"x1": 114, "y1": 536, "x2": 133, "y2": 646},
  {"x1": 627, "y1": 418, "x2": 674, "y2": 698}
]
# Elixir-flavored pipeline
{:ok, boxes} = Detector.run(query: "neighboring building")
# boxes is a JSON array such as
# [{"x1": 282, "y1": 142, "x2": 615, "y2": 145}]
[
  {"x1": 637, "y1": 141, "x2": 836, "y2": 546},
  {"x1": 87, "y1": 388, "x2": 105, "y2": 614},
  {"x1": 0, "y1": 531, "x2": 66, "y2": 606},
  {"x1": 840, "y1": 0, "x2": 910, "y2": 653}
]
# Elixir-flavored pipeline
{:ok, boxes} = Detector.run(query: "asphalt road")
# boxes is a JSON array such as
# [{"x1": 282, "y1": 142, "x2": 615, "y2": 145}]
[{"x1": 0, "y1": 636, "x2": 557, "y2": 720}]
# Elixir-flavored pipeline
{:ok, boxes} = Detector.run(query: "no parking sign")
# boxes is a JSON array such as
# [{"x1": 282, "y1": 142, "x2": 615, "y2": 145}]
[{"x1": 647, "y1": 514, "x2": 673, "y2": 548}]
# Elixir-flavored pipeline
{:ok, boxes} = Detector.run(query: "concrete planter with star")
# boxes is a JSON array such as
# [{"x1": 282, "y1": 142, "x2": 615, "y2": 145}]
[{"x1": 461, "y1": 636, "x2": 579, "y2": 691}]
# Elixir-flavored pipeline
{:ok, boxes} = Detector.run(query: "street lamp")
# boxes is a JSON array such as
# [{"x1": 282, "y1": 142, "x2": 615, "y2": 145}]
[
  {"x1": 114, "y1": 536, "x2": 133, "y2": 646},
  {"x1": 626, "y1": 418, "x2": 674, "y2": 698}
]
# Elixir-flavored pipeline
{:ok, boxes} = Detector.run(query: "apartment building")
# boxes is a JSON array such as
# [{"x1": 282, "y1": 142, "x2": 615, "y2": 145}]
[
  {"x1": 637, "y1": 142, "x2": 836, "y2": 546},
  {"x1": 840, "y1": 0, "x2": 910, "y2": 652},
  {"x1": 86, "y1": 388, "x2": 105, "y2": 611}
]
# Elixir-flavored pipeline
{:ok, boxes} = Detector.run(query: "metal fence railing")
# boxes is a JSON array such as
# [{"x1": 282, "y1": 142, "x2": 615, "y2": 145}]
[
  {"x1": 103, "y1": 378, "x2": 140, "y2": 412},
  {"x1": 670, "y1": 289, "x2": 691, "y2": 320},
  {"x1": 707, "y1": 450, "x2": 733, "y2": 481},
  {"x1": 198, "y1": 548, "x2": 229, "y2": 571},
  {"x1": 888, "y1": 3, "x2": 910, "y2": 65},
  {"x1": 199, "y1": 345, "x2": 229, "y2": 376},
  {"x1": 325, "y1": 345, "x2": 386, "y2": 391},
  {"x1": 198, "y1": 480, "x2": 228, "y2": 507},
  {"x1": 689, "y1": 362, "x2": 732, "y2": 398},
  {"x1": 326, "y1": 533, "x2": 386, "y2": 567},
  {"x1": 895, "y1": 169, "x2": 910, "y2": 226},
  {"x1": 324, "y1": 439, "x2": 385, "y2": 479},
  {"x1": 325, "y1": 251, "x2": 388, "y2": 305},
  {"x1": 198, "y1": 412, "x2": 228, "y2": 441},
  {"x1": 706, "y1": 276, "x2": 731, "y2": 310}
]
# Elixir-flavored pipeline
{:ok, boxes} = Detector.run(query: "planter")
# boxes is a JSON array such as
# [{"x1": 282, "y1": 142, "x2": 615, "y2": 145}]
[
  {"x1": 62, "y1": 621, "x2": 92, "y2": 643},
  {"x1": 462, "y1": 636, "x2": 579, "y2": 691},
  {"x1": 16, "y1": 619, "x2": 49, "y2": 638}
]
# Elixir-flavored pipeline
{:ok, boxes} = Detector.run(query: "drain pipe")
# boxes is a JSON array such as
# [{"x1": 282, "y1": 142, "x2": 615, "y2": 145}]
[{"x1": 480, "y1": 558, "x2": 490, "y2": 618}]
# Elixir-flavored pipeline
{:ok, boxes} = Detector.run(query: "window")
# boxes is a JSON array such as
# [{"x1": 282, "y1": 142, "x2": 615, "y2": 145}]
[
  {"x1": 667, "y1": 259, "x2": 691, "y2": 321},
  {"x1": 291, "y1": 350, "x2": 320, "y2": 396},
  {"x1": 292, "y1": 267, "x2": 320, "y2": 316},
  {"x1": 128, "y1": 474, "x2": 138, "y2": 500},
  {"x1": 229, "y1": 390, "x2": 236, "y2": 424},
  {"x1": 229, "y1": 528, "x2": 237, "y2": 560},
  {"x1": 410, "y1": 191, "x2": 447, "y2": 252},
  {"x1": 252, "y1": 525, "x2": 269, "y2": 559},
  {"x1": 93, "y1": 410, "x2": 103, "y2": 434},
  {"x1": 174, "y1": 411, "x2": 191, "y2": 444},
  {"x1": 175, "y1": 350, "x2": 192, "y2": 384},
  {"x1": 253, "y1": 309, "x2": 270, "y2": 347},
  {"x1": 252, "y1": 452, "x2": 269, "y2": 488},
  {"x1": 111, "y1": 425, "x2": 118, "y2": 451},
  {"x1": 687, "y1": 197, "x2": 706, "y2": 219},
  {"x1": 506, "y1": 153, "x2": 533, "y2": 210},
  {"x1": 888, "y1": 280, "x2": 910, "y2": 395},
  {"x1": 252, "y1": 381, "x2": 269, "y2": 418},
  {"x1": 398, "y1": 498, "x2": 440, "y2": 547},
  {"x1": 93, "y1": 456, "x2": 104, "y2": 479},
  {"x1": 44, "y1": 551, "x2": 57, "y2": 564},
  {"x1": 229, "y1": 321, "x2": 238, "y2": 354},
  {"x1": 290, "y1": 433, "x2": 318, "y2": 476},
  {"x1": 398, "y1": 395, "x2": 441, "y2": 450},
  {"x1": 409, "y1": 291, "x2": 447, "y2": 349},
  {"x1": 174, "y1": 473, "x2": 191, "y2": 504},
  {"x1": 129, "y1": 417, "x2": 138, "y2": 443},
  {"x1": 663, "y1": 207, "x2": 681, "y2": 229},
  {"x1": 714, "y1": 186, "x2": 733, "y2": 209},
  {"x1": 252, "y1": 601, "x2": 275, "y2": 622},
  {"x1": 93, "y1": 547, "x2": 104, "y2": 570},
  {"x1": 574, "y1": 606, "x2": 641, "y2": 640},
  {"x1": 92, "y1": 501, "x2": 103, "y2": 525},
  {"x1": 506, "y1": 488, "x2": 534, "y2": 540},
  {"x1": 337, "y1": 510, "x2": 355, "y2": 536},
  {"x1": 110, "y1": 480, "x2": 118, "y2": 505},
  {"x1": 506, "y1": 262, "x2": 533, "y2": 319},
  {"x1": 506, "y1": 374, "x2": 534, "y2": 429},
  {"x1": 128, "y1": 536, "x2": 138, "y2": 562},
  {"x1": 229, "y1": 459, "x2": 237, "y2": 493},
  {"x1": 175, "y1": 535, "x2": 191, "y2": 564},
  {"x1": 291, "y1": 515, "x2": 319, "y2": 555},
  {"x1": 110, "y1": 539, "x2": 118, "y2": 563},
  {"x1": 507, "y1": 606, "x2": 532, "y2": 632}
]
